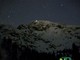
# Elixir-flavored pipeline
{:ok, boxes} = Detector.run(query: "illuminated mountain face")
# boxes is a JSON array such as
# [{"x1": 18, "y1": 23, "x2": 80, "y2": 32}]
[
  {"x1": 18, "y1": 20, "x2": 80, "y2": 53},
  {"x1": 0, "y1": 20, "x2": 80, "y2": 54},
  {"x1": 0, "y1": 20, "x2": 80, "y2": 60}
]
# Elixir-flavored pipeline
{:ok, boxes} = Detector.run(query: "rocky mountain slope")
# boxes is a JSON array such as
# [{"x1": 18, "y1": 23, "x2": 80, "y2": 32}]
[{"x1": 0, "y1": 20, "x2": 80, "y2": 60}]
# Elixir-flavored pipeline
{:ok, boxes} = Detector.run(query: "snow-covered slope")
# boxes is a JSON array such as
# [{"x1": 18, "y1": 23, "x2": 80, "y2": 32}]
[{"x1": 0, "y1": 20, "x2": 80, "y2": 54}]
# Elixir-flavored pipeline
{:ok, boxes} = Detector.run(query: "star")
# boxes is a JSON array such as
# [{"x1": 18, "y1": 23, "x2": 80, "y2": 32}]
[
  {"x1": 60, "y1": 4, "x2": 64, "y2": 7},
  {"x1": 42, "y1": 5, "x2": 46, "y2": 8},
  {"x1": 8, "y1": 15, "x2": 10, "y2": 18}
]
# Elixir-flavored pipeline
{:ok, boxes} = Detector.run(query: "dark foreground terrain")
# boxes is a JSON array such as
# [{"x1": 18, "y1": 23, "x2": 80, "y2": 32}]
[{"x1": 0, "y1": 41, "x2": 80, "y2": 60}]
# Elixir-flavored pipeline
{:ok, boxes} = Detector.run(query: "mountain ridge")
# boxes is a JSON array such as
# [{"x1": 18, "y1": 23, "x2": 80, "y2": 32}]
[{"x1": 0, "y1": 20, "x2": 80, "y2": 53}]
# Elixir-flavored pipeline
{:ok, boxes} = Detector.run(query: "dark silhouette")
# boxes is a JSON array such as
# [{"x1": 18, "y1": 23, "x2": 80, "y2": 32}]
[
  {"x1": 1, "y1": 37, "x2": 12, "y2": 60},
  {"x1": 1, "y1": 37, "x2": 80, "y2": 60},
  {"x1": 72, "y1": 43, "x2": 80, "y2": 60},
  {"x1": 11, "y1": 42, "x2": 18, "y2": 60},
  {"x1": 0, "y1": 49, "x2": 2, "y2": 60}
]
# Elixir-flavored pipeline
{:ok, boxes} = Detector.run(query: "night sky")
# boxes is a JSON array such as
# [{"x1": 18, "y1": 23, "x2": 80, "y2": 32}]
[{"x1": 0, "y1": 0, "x2": 80, "y2": 26}]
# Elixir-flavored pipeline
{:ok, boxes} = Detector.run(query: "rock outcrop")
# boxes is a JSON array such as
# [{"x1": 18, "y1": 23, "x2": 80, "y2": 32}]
[{"x1": 0, "y1": 20, "x2": 80, "y2": 60}]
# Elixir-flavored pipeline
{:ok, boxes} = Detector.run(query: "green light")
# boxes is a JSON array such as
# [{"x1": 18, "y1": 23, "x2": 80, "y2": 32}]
[
  {"x1": 60, "y1": 58, "x2": 63, "y2": 60},
  {"x1": 59, "y1": 57, "x2": 72, "y2": 60}
]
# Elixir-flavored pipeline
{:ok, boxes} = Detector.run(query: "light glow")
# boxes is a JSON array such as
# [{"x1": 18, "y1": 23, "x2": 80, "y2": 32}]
[{"x1": 60, "y1": 58, "x2": 63, "y2": 60}]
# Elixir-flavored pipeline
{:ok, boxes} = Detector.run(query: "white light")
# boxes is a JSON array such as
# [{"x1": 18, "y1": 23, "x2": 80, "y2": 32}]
[{"x1": 35, "y1": 20, "x2": 38, "y2": 22}]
